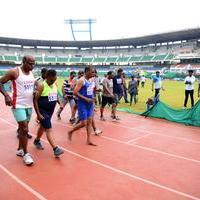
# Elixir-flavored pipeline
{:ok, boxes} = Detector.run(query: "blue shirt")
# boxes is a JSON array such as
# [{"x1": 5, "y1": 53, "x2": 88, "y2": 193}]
[
  {"x1": 152, "y1": 76, "x2": 162, "y2": 89},
  {"x1": 78, "y1": 78, "x2": 95, "y2": 105}
]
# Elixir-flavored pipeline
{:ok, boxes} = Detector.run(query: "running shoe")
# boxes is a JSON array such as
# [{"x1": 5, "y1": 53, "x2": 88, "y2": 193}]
[
  {"x1": 33, "y1": 140, "x2": 44, "y2": 150},
  {"x1": 94, "y1": 129, "x2": 102, "y2": 136},
  {"x1": 54, "y1": 147, "x2": 64, "y2": 157},
  {"x1": 16, "y1": 149, "x2": 24, "y2": 157},
  {"x1": 23, "y1": 153, "x2": 34, "y2": 166}
]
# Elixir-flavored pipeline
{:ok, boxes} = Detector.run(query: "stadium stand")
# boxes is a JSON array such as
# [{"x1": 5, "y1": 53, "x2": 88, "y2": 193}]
[{"x1": 0, "y1": 28, "x2": 199, "y2": 73}]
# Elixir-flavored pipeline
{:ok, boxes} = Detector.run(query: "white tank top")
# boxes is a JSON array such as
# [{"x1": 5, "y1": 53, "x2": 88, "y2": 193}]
[{"x1": 12, "y1": 67, "x2": 35, "y2": 108}]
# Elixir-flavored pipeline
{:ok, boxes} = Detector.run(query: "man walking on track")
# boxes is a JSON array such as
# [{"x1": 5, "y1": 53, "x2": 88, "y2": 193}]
[
  {"x1": 33, "y1": 69, "x2": 64, "y2": 157},
  {"x1": 100, "y1": 71, "x2": 117, "y2": 121},
  {"x1": 68, "y1": 66, "x2": 96, "y2": 146},
  {"x1": 0, "y1": 55, "x2": 36, "y2": 166}
]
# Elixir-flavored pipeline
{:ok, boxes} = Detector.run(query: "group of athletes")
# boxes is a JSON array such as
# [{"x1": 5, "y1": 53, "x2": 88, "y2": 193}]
[{"x1": 0, "y1": 55, "x2": 126, "y2": 166}]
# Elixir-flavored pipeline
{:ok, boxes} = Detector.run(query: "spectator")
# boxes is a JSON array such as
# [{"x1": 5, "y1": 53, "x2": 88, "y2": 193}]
[{"x1": 184, "y1": 70, "x2": 196, "y2": 108}]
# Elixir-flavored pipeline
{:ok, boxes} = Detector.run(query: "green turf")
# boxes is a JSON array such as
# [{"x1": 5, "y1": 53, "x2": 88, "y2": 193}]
[{"x1": 56, "y1": 78, "x2": 199, "y2": 113}]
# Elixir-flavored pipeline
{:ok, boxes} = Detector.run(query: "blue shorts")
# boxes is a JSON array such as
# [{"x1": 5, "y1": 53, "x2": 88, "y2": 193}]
[
  {"x1": 77, "y1": 102, "x2": 94, "y2": 121},
  {"x1": 40, "y1": 111, "x2": 53, "y2": 129},
  {"x1": 12, "y1": 108, "x2": 32, "y2": 122}
]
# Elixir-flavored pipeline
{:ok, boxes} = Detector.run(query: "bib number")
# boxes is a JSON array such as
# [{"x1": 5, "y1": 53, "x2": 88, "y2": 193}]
[
  {"x1": 48, "y1": 93, "x2": 57, "y2": 102},
  {"x1": 117, "y1": 78, "x2": 122, "y2": 84},
  {"x1": 87, "y1": 86, "x2": 93, "y2": 96},
  {"x1": 24, "y1": 84, "x2": 34, "y2": 91}
]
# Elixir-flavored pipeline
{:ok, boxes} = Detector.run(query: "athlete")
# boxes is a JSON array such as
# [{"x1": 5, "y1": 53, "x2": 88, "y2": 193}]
[
  {"x1": 68, "y1": 66, "x2": 96, "y2": 145},
  {"x1": 33, "y1": 69, "x2": 64, "y2": 157},
  {"x1": 0, "y1": 55, "x2": 35, "y2": 166}
]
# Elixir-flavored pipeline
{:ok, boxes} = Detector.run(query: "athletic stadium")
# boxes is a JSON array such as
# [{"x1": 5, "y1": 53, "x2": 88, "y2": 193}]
[{"x1": 0, "y1": 21, "x2": 200, "y2": 200}]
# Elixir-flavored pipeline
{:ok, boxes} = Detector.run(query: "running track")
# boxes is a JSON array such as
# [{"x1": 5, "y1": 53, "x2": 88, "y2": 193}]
[{"x1": 0, "y1": 97, "x2": 199, "y2": 200}]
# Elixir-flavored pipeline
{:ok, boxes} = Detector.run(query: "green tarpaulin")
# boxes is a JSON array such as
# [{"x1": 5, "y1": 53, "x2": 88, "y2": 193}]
[{"x1": 142, "y1": 100, "x2": 200, "y2": 127}]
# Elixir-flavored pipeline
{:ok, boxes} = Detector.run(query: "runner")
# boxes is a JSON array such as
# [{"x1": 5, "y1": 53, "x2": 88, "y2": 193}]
[
  {"x1": 57, "y1": 71, "x2": 76, "y2": 122},
  {"x1": 0, "y1": 55, "x2": 35, "y2": 166},
  {"x1": 68, "y1": 66, "x2": 96, "y2": 145},
  {"x1": 100, "y1": 71, "x2": 117, "y2": 121},
  {"x1": 33, "y1": 69, "x2": 64, "y2": 157},
  {"x1": 112, "y1": 68, "x2": 124, "y2": 120}
]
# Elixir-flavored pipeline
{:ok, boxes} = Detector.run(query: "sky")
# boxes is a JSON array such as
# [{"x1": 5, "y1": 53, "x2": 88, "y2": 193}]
[{"x1": 0, "y1": 0, "x2": 199, "y2": 41}]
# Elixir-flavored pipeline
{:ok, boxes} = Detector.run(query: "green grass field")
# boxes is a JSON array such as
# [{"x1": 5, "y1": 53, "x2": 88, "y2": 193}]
[{"x1": 56, "y1": 78, "x2": 199, "y2": 113}]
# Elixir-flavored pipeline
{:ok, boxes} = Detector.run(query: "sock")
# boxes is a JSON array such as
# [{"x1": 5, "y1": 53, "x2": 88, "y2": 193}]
[
  {"x1": 53, "y1": 146, "x2": 58, "y2": 151},
  {"x1": 34, "y1": 139, "x2": 40, "y2": 143}
]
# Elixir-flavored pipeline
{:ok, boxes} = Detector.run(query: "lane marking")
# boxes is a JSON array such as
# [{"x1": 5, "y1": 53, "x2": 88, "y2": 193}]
[
  {"x1": 0, "y1": 164, "x2": 47, "y2": 200},
  {"x1": 56, "y1": 121, "x2": 200, "y2": 164},
  {"x1": 0, "y1": 118, "x2": 200, "y2": 200}
]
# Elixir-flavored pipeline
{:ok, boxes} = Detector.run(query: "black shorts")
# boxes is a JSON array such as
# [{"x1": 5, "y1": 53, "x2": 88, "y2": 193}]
[
  {"x1": 101, "y1": 96, "x2": 115, "y2": 107},
  {"x1": 40, "y1": 111, "x2": 53, "y2": 129}
]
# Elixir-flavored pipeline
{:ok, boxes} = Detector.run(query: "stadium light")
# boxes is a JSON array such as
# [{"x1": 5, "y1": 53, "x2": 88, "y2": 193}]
[{"x1": 64, "y1": 19, "x2": 96, "y2": 41}]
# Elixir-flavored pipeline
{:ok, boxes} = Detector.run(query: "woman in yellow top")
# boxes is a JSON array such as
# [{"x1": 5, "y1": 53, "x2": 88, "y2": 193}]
[{"x1": 33, "y1": 69, "x2": 64, "y2": 157}]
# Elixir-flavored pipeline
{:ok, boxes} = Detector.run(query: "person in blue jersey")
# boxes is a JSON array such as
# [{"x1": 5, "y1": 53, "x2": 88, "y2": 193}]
[
  {"x1": 152, "y1": 71, "x2": 164, "y2": 98},
  {"x1": 68, "y1": 66, "x2": 96, "y2": 146},
  {"x1": 33, "y1": 69, "x2": 64, "y2": 157}
]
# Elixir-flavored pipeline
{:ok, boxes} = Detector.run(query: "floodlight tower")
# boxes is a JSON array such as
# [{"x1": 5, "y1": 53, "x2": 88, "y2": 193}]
[{"x1": 64, "y1": 19, "x2": 96, "y2": 41}]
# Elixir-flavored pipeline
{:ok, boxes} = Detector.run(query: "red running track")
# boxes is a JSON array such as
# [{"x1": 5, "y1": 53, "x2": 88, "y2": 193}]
[{"x1": 0, "y1": 100, "x2": 200, "y2": 200}]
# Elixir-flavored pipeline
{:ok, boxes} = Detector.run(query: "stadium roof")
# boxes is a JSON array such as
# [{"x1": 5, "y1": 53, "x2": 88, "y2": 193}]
[{"x1": 0, "y1": 28, "x2": 200, "y2": 48}]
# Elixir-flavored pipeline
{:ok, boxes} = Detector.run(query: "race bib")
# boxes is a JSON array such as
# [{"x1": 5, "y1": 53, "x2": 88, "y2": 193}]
[
  {"x1": 48, "y1": 92, "x2": 57, "y2": 102},
  {"x1": 117, "y1": 78, "x2": 122, "y2": 84},
  {"x1": 24, "y1": 83, "x2": 34, "y2": 91},
  {"x1": 87, "y1": 85, "x2": 94, "y2": 96},
  {"x1": 109, "y1": 81, "x2": 113, "y2": 88}
]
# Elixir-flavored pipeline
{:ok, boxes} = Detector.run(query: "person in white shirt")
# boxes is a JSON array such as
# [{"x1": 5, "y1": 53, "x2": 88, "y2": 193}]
[
  {"x1": 152, "y1": 71, "x2": 164, "y2": 97},
  {"x1": 0, "y1": 56, "x2": 36, "y2": 166},
  {"x1": 141, "y1": 76, "x2": 146, "y2": 88},
  {"x1": 184, "y1": 70, "x2": 196, "y2": 108}
]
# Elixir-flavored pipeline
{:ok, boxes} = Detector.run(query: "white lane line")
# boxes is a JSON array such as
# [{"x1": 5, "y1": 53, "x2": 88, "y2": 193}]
[
  {"x1": 126, "y1": 133, "x2": 153, "y2": 144},
  {"x1": 96, "y1": 119, "x2": 200, "y2": 144},
  {"x1": 56, "y1": 121, "x2": 200, "y2": 164},
  {"x1": 0, "y1": 164, "x2": 47, "y2": 200},
  {"x1": 1, "y1": 117, "x2": 200, "y2": 200}
]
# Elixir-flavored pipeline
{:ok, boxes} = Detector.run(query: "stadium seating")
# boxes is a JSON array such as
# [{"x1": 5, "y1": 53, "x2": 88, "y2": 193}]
[
  {"x1": 129, "y1": 56, "x2": 142, "y2": 62},
  {"x1": 81, "y1": 57, "x2": 93, "y2": 63},
  {"x1": 57, "y1": 57, "x2": 69, "y2": 63},
  {"x1": 44, "y1": 56, "x2": 56, "y2": 63},
  {"x1": 0, "y1": 54, "x2": 178, "y2": 64},
  {"x1": 93, "y1": 57, "x2": 106, "y2": 62},
  {"x1": 116, "y1": 57, "x2": 130, "y2": 62},
  {"x1": 4, "y1": 55, "x2": 17, "y2": 61},
  {"x1": 153, "y1": 54, "x2": 167, "y2": 61},
  {"x1": 141, "y1": 55, "x2": 154, "y2": 62},
  {"x1": 105, "y1": 57, "x2": 118, "y2": 63}
]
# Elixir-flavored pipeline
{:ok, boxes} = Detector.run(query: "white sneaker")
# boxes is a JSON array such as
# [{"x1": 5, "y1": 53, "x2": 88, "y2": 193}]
[
  {"x1": 112, "y1": 116, "x2": 120, "y2": 121},
  {"x1": 100, "y1": 117, "x2": 106, "y2": 121},
  {"x1": 16, "y1": 149, "x2": 24, "y2": 157},
  {"x1": 94, "y1": 129, "x2": 102, "y2": 136},
  {"x1": 23, "y1": 153, "x2": 34, "y2": 166}
]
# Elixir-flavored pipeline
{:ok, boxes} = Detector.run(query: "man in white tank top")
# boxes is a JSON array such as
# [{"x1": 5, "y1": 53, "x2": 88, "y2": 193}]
[{"x1": 0, "y1": 55, "x2": 36, "y2": 166}]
